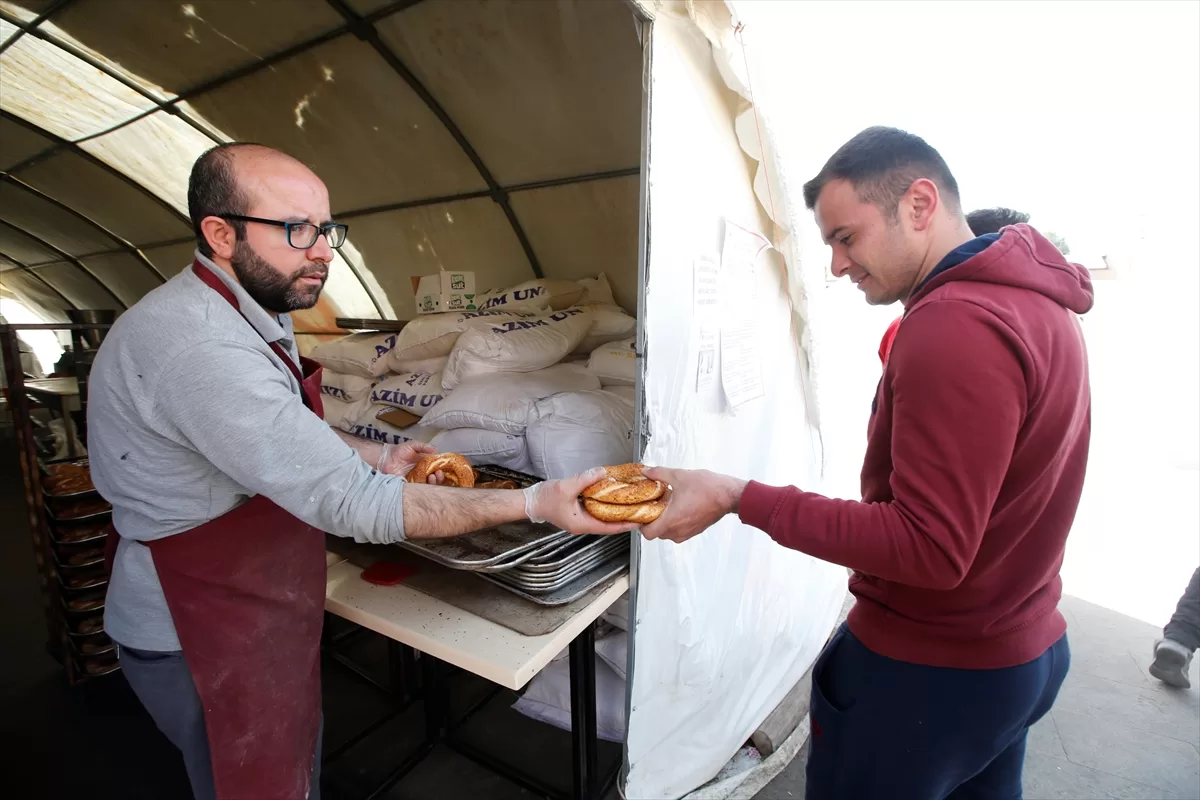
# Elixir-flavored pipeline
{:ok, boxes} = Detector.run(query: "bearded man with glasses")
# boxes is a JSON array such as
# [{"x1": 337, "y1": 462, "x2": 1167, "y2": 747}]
[{"x1": 84, "y1": 143, "x2": 628, "y2": 800}]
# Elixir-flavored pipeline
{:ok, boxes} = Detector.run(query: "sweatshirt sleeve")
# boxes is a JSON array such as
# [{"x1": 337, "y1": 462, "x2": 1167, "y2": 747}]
[{"x1": 739, "y1": 300, "x2": 1028, "y2": 590}]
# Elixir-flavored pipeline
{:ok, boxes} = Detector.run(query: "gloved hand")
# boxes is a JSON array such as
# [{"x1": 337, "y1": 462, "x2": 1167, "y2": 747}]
[
  {"x1": 378, "y1": 441, "x2": 444, "y2": 484},
  {"x1": 522, "y1": 468, "x2": 640, "y2": 535}
]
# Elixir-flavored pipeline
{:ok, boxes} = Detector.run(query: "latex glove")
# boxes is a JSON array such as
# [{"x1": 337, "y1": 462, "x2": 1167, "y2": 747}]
[
  {"x1": 523, "y1": 468, "x2": 639, "y2": 535},
  {"x1": 378, "y1": 441, "x2": 444, "y2": 484}
]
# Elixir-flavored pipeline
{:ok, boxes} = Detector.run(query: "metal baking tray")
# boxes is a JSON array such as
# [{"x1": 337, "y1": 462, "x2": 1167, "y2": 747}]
[
  {"x1": 40, "y1": 460, "x2": 98, "y2": 499},
  {"x1": 492, "y1": 538, "x2": 628, "y2": 584},
  {"x1": 336, "y1": 318, "x2": 409, "y2": 333},
  {"x1": 53, "y1": 548, "x2": 105, "y2": 572},
  {"x1": 511, "y1": 534, "x2": 626, "y2": 574},
  {"x1": 478, "y1": 555, "x2": 630, "y2": 607},
  {"x1": 39, "y1": 458, "x2": 89, "y2": 477},
  {"x1": 468, "y1": 533, "x2": 580, "y2": 574},
  {"x1": 76, "y1": 651, "x2": 120, "y2": 678},
  {"x1": 491, "y1": 545, "x2": 627, "y2": 591},
  {"x1": 56, "y1": 570, "x2": 108, "y2": 594},
  {"x1": 50, "y1": 524, "x2": 109, "y2": 547},
  {"x1": 61, "y1": 591, "x2": 106, "y2": 615},
  {"x1": 42, "y1": 484, "x2": 99, "y2": 501},
  {"x1": 70, "y1": 635, "x2": 115, "y2": 658},
  {"x1": 396, "y1": 465, "x2": 571, "y2": 570},
  {"x1": 500, "y1": 539, "x2": 628, "y2": 586},
  {"x1": 471, "y1": 464, "x2": 543, "y2": 488},
  {"x1": 46, "y1": 504, "x2": 112, "y2": 524},
  {"x1": 68, "y1": 614, "x2": 106, "y2": 637},
  {"x1": 397, "y1": 526, "x2": 567, "y2": 571}
]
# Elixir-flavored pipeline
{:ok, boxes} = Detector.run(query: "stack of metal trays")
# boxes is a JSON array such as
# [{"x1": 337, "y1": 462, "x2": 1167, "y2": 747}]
[{"x1": 396, "y1": 465, "x2": 630, "y2": 606}]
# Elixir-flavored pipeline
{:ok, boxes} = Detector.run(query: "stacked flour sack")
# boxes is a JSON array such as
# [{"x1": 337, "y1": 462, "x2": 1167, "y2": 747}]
[{"x1": 308, "y1": 273, "x2": 640, "y2": 477}]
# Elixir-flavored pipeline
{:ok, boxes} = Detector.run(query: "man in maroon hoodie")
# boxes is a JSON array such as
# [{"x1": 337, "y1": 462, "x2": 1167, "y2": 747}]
[{"x1": 643, "y1": 127, "x2": 1093, "y2": 799}]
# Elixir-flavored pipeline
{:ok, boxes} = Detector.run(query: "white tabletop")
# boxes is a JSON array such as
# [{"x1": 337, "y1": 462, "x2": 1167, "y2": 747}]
[{"x1": 324, "y1": 552, "x2": 628, "y2": 691}]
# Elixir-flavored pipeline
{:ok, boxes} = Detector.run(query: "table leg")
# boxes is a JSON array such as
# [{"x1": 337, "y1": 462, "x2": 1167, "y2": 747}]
[
  {"x1": 569, "y1": 624, "x2": 599, "y2": 800},
  {"x1": 422, "y1": 651, "x2": 448, "y2": 742}
]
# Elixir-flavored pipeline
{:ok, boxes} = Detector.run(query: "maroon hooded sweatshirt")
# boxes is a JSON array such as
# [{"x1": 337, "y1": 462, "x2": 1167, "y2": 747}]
[{"x1": 740, "y1": 224, "x2": 1094, "y2": 669}]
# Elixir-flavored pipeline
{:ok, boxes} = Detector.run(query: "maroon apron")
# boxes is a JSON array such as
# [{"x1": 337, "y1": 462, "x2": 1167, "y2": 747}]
[{"x1": 105, "y1": 261, "x2": 328, "y2": 799}]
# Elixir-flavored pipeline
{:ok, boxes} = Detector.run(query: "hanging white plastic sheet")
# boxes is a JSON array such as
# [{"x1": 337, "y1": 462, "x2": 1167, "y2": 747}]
[{"x1": 625, "y1": 5, "x2": 847, "y2": 798}]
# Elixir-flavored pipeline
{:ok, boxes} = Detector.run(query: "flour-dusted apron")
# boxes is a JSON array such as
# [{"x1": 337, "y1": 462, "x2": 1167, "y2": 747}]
[{"x1": 106, "y1": 261, "x2": 329, "y2": 799}]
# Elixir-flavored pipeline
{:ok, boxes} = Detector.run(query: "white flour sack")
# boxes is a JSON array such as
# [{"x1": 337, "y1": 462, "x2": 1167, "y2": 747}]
[
  {"x1": 386, "y1": 309, "x2": 546, "y2": 372},
  {"x1": 602, "y1": 385, "x2": 637, "y2": 403},
  {"x1": 576, "y1": 273, "x2": 616, "y2": 306},
  {"x1": 429, "y1": 427, "x2": 530, "y2": 472},
  {"x1": 476, "y1": 279, "x2": 584, "y2": 313},
  {"x1": 572, "y1": 304, "x2": 637, "y2": 355},
  {"x1": 422, "y1": 363, "x2": 600, "y2": 435},
  {"x1": 310, "y1": 332, "x2": 399, "y2": 378},
  {"x1": 343, "y1": 405, "x2": 439, "y2": 445},
  {"x1": 442, "y1": 307, "x2": 595, "y2": 391},
  {"x1": 322, "y1": 395, "x2": 368, "y2": 430},
  {"x1": 320, "y1": 371, "x2": 378, "y2": 403},
  {"x1": 526, "y1": 390, "x2": 635, "y2": 479},
  {"x1": 370, "y1": 371, "x2": 445, "y2": 417},
  {"x1": 586, "y1": 337, "x2": 637, "y2": 386},
  {"x1": 388, "y1": 354, "x2": 448, "y2": 376}
]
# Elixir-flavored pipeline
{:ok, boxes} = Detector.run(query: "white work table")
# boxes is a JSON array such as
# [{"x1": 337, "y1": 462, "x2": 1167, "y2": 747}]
[
  {"x1": 324, "y1": 553, "x2": 628, "y2": 691},
  {"x1": 321, "y1": 548, "x2": 626, "y2": 800}
]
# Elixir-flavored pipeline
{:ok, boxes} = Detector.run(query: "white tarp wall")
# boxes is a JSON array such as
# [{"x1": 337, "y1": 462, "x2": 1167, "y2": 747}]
[{"x1": 625, "y1": 3, "x2": 847, "y2": 797}]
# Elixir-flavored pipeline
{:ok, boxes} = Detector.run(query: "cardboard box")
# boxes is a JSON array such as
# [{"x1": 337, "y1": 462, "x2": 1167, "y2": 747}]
[
  {"x1": 376, "y1": 407, "x2": 421, "y2": 429},
  {"x1": 413, "y1": 271, "x2": 478, "y2": 315}
]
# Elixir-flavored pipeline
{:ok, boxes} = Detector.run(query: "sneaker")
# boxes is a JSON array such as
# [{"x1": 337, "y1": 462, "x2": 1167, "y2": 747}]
[{"x1": 1150, "y1": 639, "x2": 1193, "y2": 689}]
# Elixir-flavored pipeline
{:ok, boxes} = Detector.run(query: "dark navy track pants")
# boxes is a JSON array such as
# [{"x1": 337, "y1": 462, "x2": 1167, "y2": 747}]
[{"x1": 806, "y1": 623, "x2": 1070, "y2": 800}]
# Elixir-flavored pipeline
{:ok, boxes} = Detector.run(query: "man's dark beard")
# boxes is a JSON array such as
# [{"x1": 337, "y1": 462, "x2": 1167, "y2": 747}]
[{"x1": 230, "y1": 239, "x2": 327, "y2": 314}]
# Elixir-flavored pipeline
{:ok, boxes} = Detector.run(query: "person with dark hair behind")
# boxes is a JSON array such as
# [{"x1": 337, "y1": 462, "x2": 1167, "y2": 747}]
[
  {"x1": 639, "y1": 127, "x2": 1094, "y2": 799},
  {"x1": 967, "y1": 207, "x2": 1032, "y2": 237}
]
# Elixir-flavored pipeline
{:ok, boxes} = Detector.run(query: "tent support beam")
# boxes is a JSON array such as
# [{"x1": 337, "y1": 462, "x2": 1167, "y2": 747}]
[
  {"x1": 0, "y1": 173, "x2": 168, "y2": 284},
  {"x1": 2, "y1": 0, "x2": 427, "y2": 175},
  {"x1": 338, "y1": 167, "x2": 641, "y2": 221},
  {"x1": 0, "y1": 221, "x2": 127, "y2": 311},
  {"x1": 0, "y1": 111, "x2": 191, "y2": 228},
  {"x1": 0, "y1": 0, "x2": 74, "y2": 56},
  {"x1": 325, "y1": 0, "x2": 546, "y2": 279},
  {"x1": 0, "y1": 248, "x2": 78, "y2": 311},
  {"x1": 21, "y1": 236, "x2": 196, "y2": 269},
  {"x1": 0, "y1": 6, "x2": 219, "y2": 146}
]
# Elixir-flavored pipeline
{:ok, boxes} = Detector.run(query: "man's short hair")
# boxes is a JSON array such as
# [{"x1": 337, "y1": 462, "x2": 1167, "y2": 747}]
[
  {"x1": 965, "y1": 207, "x2": 1030, "y2": 237},
  {"x1": 802, "y1": 126, "x2": 961, "y2": 217},
  {"x1": 187, "y1": 142, "x2": 263, "y2": 257}
]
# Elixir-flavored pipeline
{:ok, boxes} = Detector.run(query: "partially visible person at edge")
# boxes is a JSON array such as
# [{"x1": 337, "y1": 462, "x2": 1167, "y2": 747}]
[
  {"x1": 640, "y1": 127, "x2": 1094, "y2": 799},
  {"x1": 1151, "y1": 567, "x2": 1200, "y2": 689},
  {"x1": 86, "y1": 142, "x2": 631, "y2": 800},
  {"x1": 877, "y1": 206, "x2": 1031, "y2": 366}
]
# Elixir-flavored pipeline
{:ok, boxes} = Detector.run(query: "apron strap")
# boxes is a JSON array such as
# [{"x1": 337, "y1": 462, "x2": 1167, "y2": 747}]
[{"x1": 191, "y1": 261, "x2": 314, "y2": 410}]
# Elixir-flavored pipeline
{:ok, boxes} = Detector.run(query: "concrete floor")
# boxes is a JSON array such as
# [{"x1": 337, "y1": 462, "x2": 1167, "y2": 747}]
[{"x1": 755, "y1": 593, "x2": 1200, "y2": 800}]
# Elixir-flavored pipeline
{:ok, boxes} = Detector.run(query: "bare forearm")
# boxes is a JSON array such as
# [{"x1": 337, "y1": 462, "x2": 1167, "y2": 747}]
[
  {"x1": 401, "y1": 484, "x2": 528, "y2": 539},
  {"x1": 335, "y1": 429, "x2": 383, "y2": 469}
]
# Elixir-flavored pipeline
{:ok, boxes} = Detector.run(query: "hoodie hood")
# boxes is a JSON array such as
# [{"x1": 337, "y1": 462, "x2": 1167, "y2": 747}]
[{"x1": 910, "y1": 224, "x2": 1094, "y2": 315}]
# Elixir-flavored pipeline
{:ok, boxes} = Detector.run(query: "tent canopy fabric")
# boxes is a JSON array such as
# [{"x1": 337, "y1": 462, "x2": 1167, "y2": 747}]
[{"x1": 0, "y1": 0, "x2": 645, "y2": 347}]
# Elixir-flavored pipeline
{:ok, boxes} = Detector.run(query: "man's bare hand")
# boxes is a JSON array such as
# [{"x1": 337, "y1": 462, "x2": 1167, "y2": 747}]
[
  {"x1": 639, "y1": 467, "x2": 747, "y2": 544},
  {"x1": 524, "y1": 468, "x2": 641, "y2": 535}
]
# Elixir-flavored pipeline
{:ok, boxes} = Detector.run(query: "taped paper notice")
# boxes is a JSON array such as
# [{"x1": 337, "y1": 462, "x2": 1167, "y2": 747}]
[
  {"x1": 720, "y1": 221, "x2": 768, "y2": 409},
  {"x1": 694, "y1": 255, "x2": 720, "y2": 392}
]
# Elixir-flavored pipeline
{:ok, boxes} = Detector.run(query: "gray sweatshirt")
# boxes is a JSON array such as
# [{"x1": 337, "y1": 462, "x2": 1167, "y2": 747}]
[{"x1": 88, "y1": 252, "x2": 405, "y2": 651}]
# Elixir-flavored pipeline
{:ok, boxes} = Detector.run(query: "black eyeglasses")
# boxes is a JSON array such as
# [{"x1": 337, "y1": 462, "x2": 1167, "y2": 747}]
[{"x1": 219, "y1": 214, "x2": 349, "y2": 250}]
